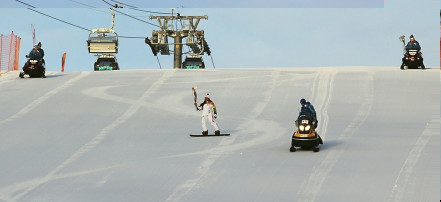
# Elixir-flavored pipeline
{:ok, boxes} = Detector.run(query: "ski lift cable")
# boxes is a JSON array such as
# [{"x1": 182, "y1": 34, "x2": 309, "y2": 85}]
[
  {"x1": 118, "y1": 36, "x2": 143, "y2": 38},
  {"x1": 68, "y1": 0, "x2": 109, "y2": 13},
  {"x1": 156, "y1": 55, "x2": 162, "y2": 69},
  {"x1": 101, "y1": 0, "x2": 114, "y2": 7},
  {"x1": 69, "y1": 0, "x2": 96, "y2": 8},
  {"x1": 108, "y1": 0, "x2": 172, "y2": 15},
  {"x1": 112, "y1": 9, "x2": 160, "y2": 27},
  {"x1": 15, "y1": 0, "x2": 92, "y2": 31},
  {"x1": 15, "y1": 0, "x2": 35, "y2": 8},
  {"x1": 210, "y1": 55, "x2": 216, "y2": 69},
  {"x1": 126, "y1": 7, "x2": 172, "y2": 15},
  {"x1": 70, "y1": 0, "x2": 150, "y2": 18},
  {"x1": 16, "y1": 0, "x2": 145, "y2": 38},
  {"x1": 205, "y1": 36, "x2": 216, "y2": 69},
  {"x1": 27, "y1": 8, "x2": 92, "y2": 32},
  {"x1": 101, "y1": 0, "x2": 160, "y2": 27}
]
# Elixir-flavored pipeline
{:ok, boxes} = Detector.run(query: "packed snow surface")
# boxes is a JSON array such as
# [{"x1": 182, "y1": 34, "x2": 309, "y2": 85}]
[{"x1": 0, "y1": 67, "x2": 439, "y2": 202}]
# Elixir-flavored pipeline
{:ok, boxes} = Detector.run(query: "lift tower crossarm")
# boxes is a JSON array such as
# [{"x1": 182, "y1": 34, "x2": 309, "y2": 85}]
[
  {"x1": 148, "y1": 14, "x2": 209, "y2": 69},
  {"x1": 149, "y1": 15, "x2": 208, "y2": 31}
]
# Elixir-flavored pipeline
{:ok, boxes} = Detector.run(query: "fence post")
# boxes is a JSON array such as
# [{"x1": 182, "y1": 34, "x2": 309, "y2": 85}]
[
  {"x1": 14, "y1": 37, "x2": 20, "y2": 71},
  {"x1": 8, "y1": 32, "x2": 14, "y2": 72},
  {"x1": 0, "y1": 32, "x2": 22, "y2": 73}
]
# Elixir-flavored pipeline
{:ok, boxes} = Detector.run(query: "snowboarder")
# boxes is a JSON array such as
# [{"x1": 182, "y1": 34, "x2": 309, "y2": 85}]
[
  {"x1": 299, "y1": 98, "x2": 318, "y2": 129},
  {"x1": 197, "y1": 93, "x2": 220, "y2": 136}
]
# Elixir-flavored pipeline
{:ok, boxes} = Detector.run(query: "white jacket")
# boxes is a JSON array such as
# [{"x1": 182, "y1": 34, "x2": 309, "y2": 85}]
[{"x1": 199, "y1": 101, "x2": 217, "y2": 117}]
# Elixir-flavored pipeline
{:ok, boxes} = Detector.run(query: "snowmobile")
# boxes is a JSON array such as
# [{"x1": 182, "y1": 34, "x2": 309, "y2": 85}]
[
  {"x1": 290, "y1": 114, "x2": 323, "y2": 152},
  {"x1": 19, "y1": 55, "x2": 46, "y2": 78},
  {"x1": 401, "y1": 49, "x2": 425, "y2": 70},
  {"x1": 94, "y1": 55, "x2": 119, "y2": 71}
]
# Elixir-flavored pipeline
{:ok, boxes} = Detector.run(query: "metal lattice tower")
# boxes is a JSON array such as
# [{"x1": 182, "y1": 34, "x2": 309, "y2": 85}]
[{"x1": 145, "y1": 14, "x2": 211, "y2": 69}]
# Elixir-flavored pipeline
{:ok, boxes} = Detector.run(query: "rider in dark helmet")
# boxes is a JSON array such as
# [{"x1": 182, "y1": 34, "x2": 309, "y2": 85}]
[
  {"x1": 298, "y1": 98, "x2": 318, "y2": 129},
  {"x1": 36, "y1": 42, "x2": 45, "y2": 64},
  {"x1": 405, "y1": 35, "x2": 421, "y2": 51},
  {"x1": 28, "y1": 44, "x2": 42, "y2": 60}
]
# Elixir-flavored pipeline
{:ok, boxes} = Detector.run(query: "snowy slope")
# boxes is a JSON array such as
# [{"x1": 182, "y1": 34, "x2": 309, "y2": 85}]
[{"x1": 0, "y1": 67, "x2": 439, "y2": 202}]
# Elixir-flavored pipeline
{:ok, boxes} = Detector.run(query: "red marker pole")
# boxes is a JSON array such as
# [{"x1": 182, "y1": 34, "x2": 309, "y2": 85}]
[{"x1": 61, "y1": 52, "x2": 66, "y2": 72}]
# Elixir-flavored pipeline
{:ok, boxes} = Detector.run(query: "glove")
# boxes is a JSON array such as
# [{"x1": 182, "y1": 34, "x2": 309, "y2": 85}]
[{"x1": 214, "y1": 114, "x2": 217, "y2": 119}]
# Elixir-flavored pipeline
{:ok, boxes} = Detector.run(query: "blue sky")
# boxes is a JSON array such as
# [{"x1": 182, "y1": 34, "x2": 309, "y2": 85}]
[
  {"x1": 3, "y1": 0, "x2": 383, "y2": 8},
  {"x1": 0, "y1": 0, "x2": 439, "y2": 71}
]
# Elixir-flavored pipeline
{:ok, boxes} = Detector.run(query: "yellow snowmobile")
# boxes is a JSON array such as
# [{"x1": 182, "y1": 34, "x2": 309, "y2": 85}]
[{"x1": 290, "y1": 115, "x2": 323, "y2": 152}]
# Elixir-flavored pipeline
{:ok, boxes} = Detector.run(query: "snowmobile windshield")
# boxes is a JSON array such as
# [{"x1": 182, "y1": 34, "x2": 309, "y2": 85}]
[
  {"x1": 298, "y1": 114, "x2": 313, "y2": 122},
  {"x1": 98, "y1": 61, "x2": 113, "y2": 66}
]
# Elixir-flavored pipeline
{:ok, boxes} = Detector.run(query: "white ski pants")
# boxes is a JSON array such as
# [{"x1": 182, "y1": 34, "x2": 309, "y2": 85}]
[{"x1": 201, "y1": 115, "x2": 219, "y2": 131}]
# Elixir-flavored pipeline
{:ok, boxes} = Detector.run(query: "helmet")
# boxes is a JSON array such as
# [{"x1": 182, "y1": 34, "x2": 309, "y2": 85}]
[
  {"x1": 300, "y1": 98, "x2": 306, "y2": 104},
  {"x1": 205, "y1": 93, "x2": 210, "y2": 98}
]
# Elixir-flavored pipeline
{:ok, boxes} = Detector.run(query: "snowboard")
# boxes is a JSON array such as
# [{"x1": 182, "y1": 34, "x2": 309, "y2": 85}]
[{"x1": 190, "y1": 134, "x2": 230, "y2": 137}]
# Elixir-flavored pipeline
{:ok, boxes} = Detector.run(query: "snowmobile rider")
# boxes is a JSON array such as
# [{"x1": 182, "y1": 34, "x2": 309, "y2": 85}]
[
  {"x1": 28, "y1": 44, "x2": 43, "y2": 60},
  {"x1": 36, "y1": 42, "x2": 45, "y2": 63},
  {"x1": 22, "y1": 44, "x2": 43, "y2": 72},
  {"x1": 197, "y1": 93, "x2": 220, "y2": 136},
  {"x1": 299, "y1": 98, "x2": 318, "y2": 129},
  {"x1": 405, "y1": 35, "x2": 421, "y2": 51}
]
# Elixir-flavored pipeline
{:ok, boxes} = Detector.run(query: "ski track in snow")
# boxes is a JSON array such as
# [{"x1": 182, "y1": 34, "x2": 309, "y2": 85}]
[
  {"x1": 310, "y1": 68, "x2": 337, "y2": 140},
  {"x1": 165, "y1": 70, "x2": 282, "y2": 202},
  {"x1": 82, "y1": 79, "x2": 205, "y2": 118},
  {"x1": 389, "y1": 113, "x2": 440, "y2": 202},
  {"x1": 0, "y1": 166, "x2": 117, "y2": 202},
  {"x1": 83, "y1": 86, "x2": 196, "y2": 117},
  {"x1": 0, "y1": 71, "x2": 175, "y2": 201},
  {"x1": 0, "y1": 71, "x2": 90, "y2": 125},
  {"x1": 296, "y1": 70, "x2": 374, "y2": 201}
]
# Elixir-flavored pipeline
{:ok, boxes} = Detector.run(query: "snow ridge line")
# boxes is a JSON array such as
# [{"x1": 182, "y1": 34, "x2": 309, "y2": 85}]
[
  {"x1": 389, "y1": 114, "x2": 440, "y2": 202},
  {"x1": 0, "y1": 72, "x2": 90, "y2": 125},
  {"x1": 9, "y1": 70, "x2": 175, "y2": 201},
  {"x1": 320, "y1": 71, "x2": 336, "y2": 141},
  {"x1": 84, "y1": 86, "x2": 197, "y2": 117},
  {"x1": 296, "y1": 71, "x2": 374, "y2": 202},
  {"x1": 310, "y1": 69, "x2": 336, "y2": 141},
  {"x1": 0, "y1": 166, "x2": 115, "y2": 202},
  {"x1": 165, "y1": 70, "x2": 281, "y2": 202}
]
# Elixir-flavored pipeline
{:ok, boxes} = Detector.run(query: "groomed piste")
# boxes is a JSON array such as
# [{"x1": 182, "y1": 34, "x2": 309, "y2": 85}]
[{"x1": 0, "y1": 67, "x2": 438, "y2": 202}]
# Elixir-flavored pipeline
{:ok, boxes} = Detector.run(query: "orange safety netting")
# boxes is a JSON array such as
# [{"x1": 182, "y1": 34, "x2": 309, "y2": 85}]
[{"x1": 0, "y1": 32, "x2": 21, "y2": 74}]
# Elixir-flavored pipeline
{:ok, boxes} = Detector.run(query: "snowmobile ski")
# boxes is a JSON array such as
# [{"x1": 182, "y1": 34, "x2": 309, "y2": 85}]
[{"x1": 190, "y1": 134, "x2": 230, "y2": 137}]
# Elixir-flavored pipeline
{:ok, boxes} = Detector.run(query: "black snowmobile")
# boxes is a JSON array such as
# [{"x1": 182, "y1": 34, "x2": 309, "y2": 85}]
[
  {"x1": 19, "y1": 55, "x2": 46, "y2": 78},
  {"x1": 290, "y1": 114, "x2": 323, "y2": 152},
  {"x1": 400, "y1": 49, "x2": 425, "y2": 70}
]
